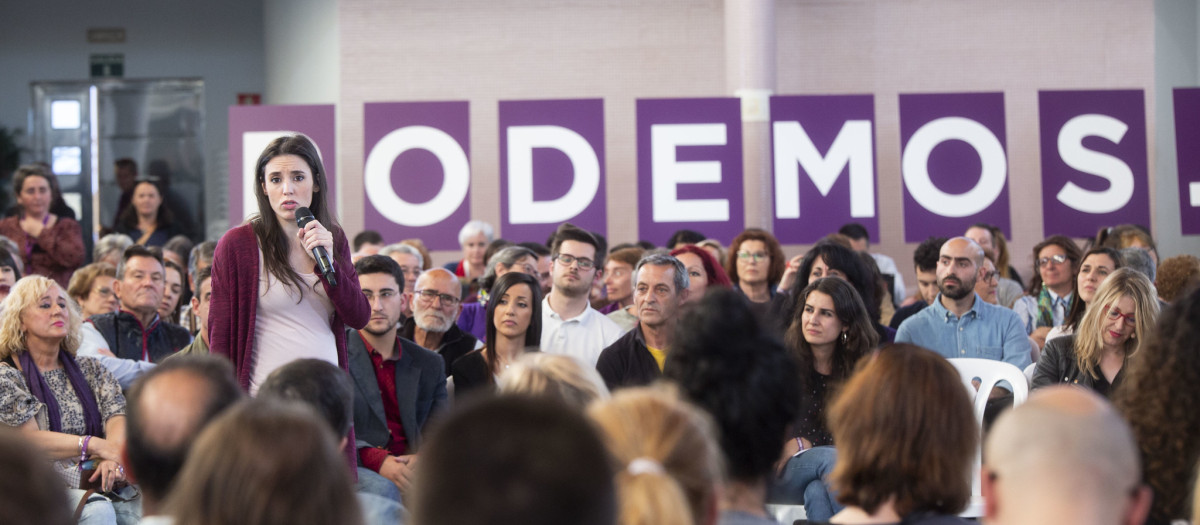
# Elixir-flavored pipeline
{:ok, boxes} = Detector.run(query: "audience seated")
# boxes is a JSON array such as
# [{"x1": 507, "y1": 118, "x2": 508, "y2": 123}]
[
  {"x1": 93, "y1": 234, "x2": 133, "y2": 269},
  {"x1": 1155, "y1": 254, "x2": 1200, "y2": 304},
  {"x1": 347, "y1": 256, "x2": 448, "y2": 498},
  {"x1": 1032, "y1": 268, "x2": 1158, "y2": 396},
  {"x1": 518, "y1": 241, "x2": 554, "y2": 295},
  {"x1": 1114, "y1": 286, "x2": 1200, "y2": 525},
  {"x1": 411, "y1": 395, "x2": 616, "y2": 525},
  {"x1": 597, "y1": 254, "x2": 689, "y2": 391},
  {"x1": 258, "y1": 359, "x2": 406, "y2": 525},
  {"x1": 79, "y1": 245, "x2": 191, "y2": 389},
  {"x1": 666, "y1": 228, "x2": 707, "y2": 249},
  {"x1": 123, "y1": 355, "x2": 242, "y2": 519},
  {"x1": 379, "y1": 242, "x2": 424, "y2": 322},
  {"x1": 974, "y1": 256, "x2": 1000, "y2": 304},
  {"x1": 588, "y1": 386, "x2": 722, "y2": 525},
  {"x1": 1044, "y1": 247, "x2": 1124, "y2": 343},
  {"x1": 67, "y1": 262, "x2": 119, "y2": 319},
  {"x1": 965, "y1": 223, "x2": 1024, "y2": 291},
  {"x1": 838, "y1": 222, "x2": 905, "y2": 307},
  {"x1": 456, "y1": 245, "x2": 539, "y2": 342},
  {"x1": 443, "y1": 220, "x2": 494, "y2": 302},
  {"x1": 401, "y1": 268, "x2": 478, "y2": 375},
  {"x1": 983, "y1": 386, "x2": 1151, "y2": 525},
  {"x1": 669, "y1": 244, "x2": 732, "y2": 301},
  {"x1": 790, "y1": 241, "x2": 893, "y2": 343},
  {"x1": 1119, "y1": 246, "x2": 1158, "y2": 284},
  {"x1": 540, "y1": 223, "x2": 625, "y2": 366},
  {"x1": 1097, "y1": 224, "x2": 1159, "y2": 266},
  {"x1": 0, "y1": 164, "x2": 85, "y2": 288},
  {"x1": 0, "y1": 425, "x2": 74, "y2": 525},
  {"x1": 819, "y1": 343, "x2": 975, "y2": 525},
  {"x1": 352, "y1": 230, "x2": 384, "y2": 262},
  {"x1": 600, "y1": 246, "x2": 644, "y2": 328},
  {"x1": 1012, "y1": 235, "x2": 1083, "y2": 349},
  {"x1": 664, "y1": 288, "x2": 805, "y2": 524},
  {"x1": 163, "y1": 399, "x2": 363, "y2": 525},
  {"x1": 114, "y1": 178, "x2": 186, "y2": 248},
  {"x1": 725, "y1": 228, "x2": 789, "y2": 333},
  {"x1": 890, "y1": 236, "x2": 945, "y2": 328},
  {"x1": 497, "y1": 352, "x2": 609, "y2": 409},
  {"x1": 173, "y1": 267, "x2": 212, "y2": 358},
  {"x1": 0, "y1": 246, "x2": 21, "y2": 302},
  {"x1": 452, "y1": 272, "x2": 542, "y2": 396}
]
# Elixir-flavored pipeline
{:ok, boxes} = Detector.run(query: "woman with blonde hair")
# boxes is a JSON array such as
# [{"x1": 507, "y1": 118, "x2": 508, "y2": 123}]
[
  {"x1": 1032, "y1": 268, "x2": 1159, "y2": 397},
  {"x1": 0, "y1": 276, "x2": 130, "y2": 520},
  {"x1": 66, "y1": 262, "x2": 119, "y2": 319},
  {"x1": 164, "y1": 399, "x2": 363, "y2": 525},
  {"x1": 587, "y1": 386, "x2": 722, "y2": 525},
  {"x1": 498, "y1": 352, "x2": 609, "y2": 410}
]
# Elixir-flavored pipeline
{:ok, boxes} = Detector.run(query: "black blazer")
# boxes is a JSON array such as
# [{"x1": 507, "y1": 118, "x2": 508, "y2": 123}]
[
  {"x1": 1032, "y1": 334, "x2": 1124, "y2": 397},
  {"x1": 346, "y1": 329, "x2": 448, "y2": 457},
  {"x1": 450, "y1": 350, "x2": 495, "y2": 398}
]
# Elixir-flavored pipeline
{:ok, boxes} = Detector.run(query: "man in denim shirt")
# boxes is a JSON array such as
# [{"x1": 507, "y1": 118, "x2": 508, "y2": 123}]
[{"x1": 896, "y1": 237, "x2": 1032, "y2": 370}]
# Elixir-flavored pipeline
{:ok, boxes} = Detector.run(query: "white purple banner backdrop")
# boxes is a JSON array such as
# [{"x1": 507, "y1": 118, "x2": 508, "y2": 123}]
[
  {"x1": 771, "y1": 94, "x2": 878, "y2": 244},
  {"x1": 635, "y1": 98, "x2": 745, "y2": 245},
  {"x1": 899, "y1": 92, "x2": 1011, "y2": 243},
  {"x1": 1038, "y1": 90, "x2": 1149, "y2": 238},
  {"x1": 362, "y1": 101, "x2": 471, "y2": 251},
  {"x1": 227, "y1": 105, "x2": 337, "y2": 224},
  {"x1": 1173, "y1": 88, "x2": 1200, "y2": 236},
  {"x1": 228, "y1": 91, "x2": 1200, "y2": 246},
  {"x1": 499, "y1": 99, "x2": 607, "y2": 243}
]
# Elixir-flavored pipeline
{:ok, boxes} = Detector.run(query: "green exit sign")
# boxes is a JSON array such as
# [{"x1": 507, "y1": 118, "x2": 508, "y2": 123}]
[{"x1": 89, "y1": 54, "x2": 124, "y2": 78}]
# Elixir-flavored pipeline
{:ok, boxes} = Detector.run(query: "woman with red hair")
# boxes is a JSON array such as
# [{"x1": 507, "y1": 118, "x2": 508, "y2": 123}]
[{"x1": 669, "y1": 244, "x2": 732, "y2": 302}]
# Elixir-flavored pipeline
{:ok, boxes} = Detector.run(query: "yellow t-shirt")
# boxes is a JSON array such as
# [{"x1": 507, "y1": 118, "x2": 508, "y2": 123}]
[{"x1": 646, "y1": 345, "x2": 667, "y2": 371}]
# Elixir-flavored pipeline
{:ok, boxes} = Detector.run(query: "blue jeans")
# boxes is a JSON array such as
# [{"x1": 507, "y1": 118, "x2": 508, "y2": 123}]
[
  {"x1": 356, "y1": 466, "x2": 403, "y2": 503},
  {"x1": 766, "y1": 445, "x2": 842, "y2": 522}
]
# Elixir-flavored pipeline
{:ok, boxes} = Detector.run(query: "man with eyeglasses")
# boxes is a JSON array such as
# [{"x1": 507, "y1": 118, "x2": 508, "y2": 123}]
[
  {"x1": 540, "y1": 223, "x2": 626, "y2": 366},
  {"x1": 400, "y1": 268, "x2": 479, "y2": 375},
  {"x1": 596, "y1": 253, "x2": 689, "y2": 390},
  {"x1": 983, "y1": 386, "x2": 1151, "y2": 525},
  {"x1": 896, "y1": 237, "x2": 1031, "y2": 370},
  {"x1": 78, "y1": 245, "x2": 192, "y2": 388}
]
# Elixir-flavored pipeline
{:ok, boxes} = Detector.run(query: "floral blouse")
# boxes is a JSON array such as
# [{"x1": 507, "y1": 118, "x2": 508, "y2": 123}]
[{"x1": 0, "y1": 355, "x2": 126, "y2": 485}]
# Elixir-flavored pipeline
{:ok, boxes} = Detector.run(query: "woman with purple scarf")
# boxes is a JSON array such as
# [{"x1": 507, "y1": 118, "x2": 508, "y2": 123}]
[{"x1": 0, "y1": 276, "x2": 130, "y2": 522}]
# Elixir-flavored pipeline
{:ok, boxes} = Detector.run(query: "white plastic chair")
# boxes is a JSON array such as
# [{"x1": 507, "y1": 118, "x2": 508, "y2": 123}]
[
  {"x1": 948, "y1": 358, "x2": 1029, "y2": 518},
  {"x1": 765, "y1": 504, "x2": 807, "y2": 524}
]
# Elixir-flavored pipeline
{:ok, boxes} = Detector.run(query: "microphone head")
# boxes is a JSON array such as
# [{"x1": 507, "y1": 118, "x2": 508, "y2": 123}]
[{"x1": 295, "y1": 206, "x2": 316, "y2": 228}]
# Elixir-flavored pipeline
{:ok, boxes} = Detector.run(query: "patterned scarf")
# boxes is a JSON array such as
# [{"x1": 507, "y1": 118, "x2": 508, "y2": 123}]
[
  {"x1": 1035, "y1": 285, "x2": 1070, "y2": 328},
  {"x1": 18, "y1": 351, "x2": 103, "y2": 436}
]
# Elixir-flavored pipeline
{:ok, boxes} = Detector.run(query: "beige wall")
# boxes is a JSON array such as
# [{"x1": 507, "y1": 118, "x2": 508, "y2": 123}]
[{"x1": 337, "y1": 0, "x2": 1160, "y2": 287}]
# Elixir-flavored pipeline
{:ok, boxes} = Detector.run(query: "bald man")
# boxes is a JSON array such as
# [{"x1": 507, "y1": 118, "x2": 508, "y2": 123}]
[
  {"x1": 983, "y1": 386, "x2": 1152, "y2": 525},
  {"x1": 123, "y1": 355, "x2": 243, "y2": 518},
  {"x1": 400, "y1": 269, "x2": 479, "y2": 375},
  {"x1": 895, "y1": 237, "x2": 1031, "y2": 370}
]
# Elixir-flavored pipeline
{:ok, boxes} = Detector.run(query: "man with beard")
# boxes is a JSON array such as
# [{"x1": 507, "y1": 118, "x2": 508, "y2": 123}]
[
  {"x1": 541, "y1": 223, "x2": 626, "y2": 366},
  {"x1": 896, "y1": 237, "x2": 1030, "y2": 370},
  {"x1": 401, "y1": 267, "x2": 479, "y2": 375},
  {"x1": 348, "y1": 255, "x2": 448, "y2": 499}
]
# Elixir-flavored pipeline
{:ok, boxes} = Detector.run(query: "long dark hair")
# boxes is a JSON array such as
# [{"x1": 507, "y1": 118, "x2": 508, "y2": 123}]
[
  {"x1": 785, "y1": 277, "x2": 878, "y2": 380},
  {"x1": 118, "y1": 178, "x2": 175, "y2": 231},
  {"x1": 1062, "y1": 246, "x2": 1124, "y2": 331},
  {"x1": 484, "y1": 272, "x2": 543, "y2": 375},
  {"x1": 789, "y1": 241, "x2": 880, "y2": 323},
  {"x1": 251, "y1": 134, "x2": 340, "y2": 297}
]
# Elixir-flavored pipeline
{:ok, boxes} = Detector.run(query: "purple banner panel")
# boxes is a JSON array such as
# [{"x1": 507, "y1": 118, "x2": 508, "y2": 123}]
[
  {"x1": 636, "y1": 98, "x2": 744, "y2": 246},
  {"x1": 228, "y1": 105, "x2": 336, "y2": 225},
  {"x1": 1173, "y1": 88, "x2": 1200, "y2": 235},
  {"x1": 499, "y1": 99, "x2": 606, "y2": 244},
  {"x1": 363, "y1": 101, "x2": 470, "y2": 251},
  {"x1": 771, "y1": 94, "x2": 878, "y2": 244},
  {"x1": 1039, "y1": 90, "x2": 1148, "y2": 238},
  {"x1": 899, "y1": 92, "x2": 1010, "y2": 243}
]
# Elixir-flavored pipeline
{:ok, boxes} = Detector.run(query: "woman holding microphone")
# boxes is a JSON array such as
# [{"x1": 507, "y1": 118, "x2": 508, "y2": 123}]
[{"x1": 209, "y1": 134, "x2": 369, "y2": 394}]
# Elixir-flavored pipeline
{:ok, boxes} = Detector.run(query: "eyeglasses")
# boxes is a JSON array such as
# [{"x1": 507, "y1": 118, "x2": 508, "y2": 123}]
[
  {"x1": 1105, "y1": 307, "x2": 1136, "y2": 327},
  {"x1": 553, "y1": 254, "x2": 595, "y2": 270},
  {"x1": 1037, "y1": 254, "x2": 1069, "y2": 268},
  {"x1": 415, "y1": 289, "x2": 461, "y2": 306},
  {"x1": 737, "y1": 251, "x2": 769, "y2": 262},
  {"x1": 981, "y1": 271, "x2": 998, "y2": 282}
]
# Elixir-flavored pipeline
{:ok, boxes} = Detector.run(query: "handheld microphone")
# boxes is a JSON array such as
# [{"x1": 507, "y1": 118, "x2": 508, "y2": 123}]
[{"x1": 295, "y1": 206, "x2": 337, "y2": 287}]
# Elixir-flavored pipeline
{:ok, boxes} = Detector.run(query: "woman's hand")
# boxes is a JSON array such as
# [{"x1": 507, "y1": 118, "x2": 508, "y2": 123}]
[
  {"x1": 89, "y1": 459, "x2": 126, "y2": 492},
  {"x1": 19, "y1": 214, "x2": 55, "y2": 238},
  {"x1": 87, "y1": 436, "x2": 123, "y2": 463},
  {"x1": 777, "y1": 254, "x2": 805, "y2": 293},
  {"x1": 296, "y1": 219, "x2": 334, "y2": 262}
]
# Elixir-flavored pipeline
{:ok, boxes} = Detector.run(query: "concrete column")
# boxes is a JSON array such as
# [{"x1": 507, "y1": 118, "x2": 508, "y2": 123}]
[{"x1": 726, "y1": 0, "x2": 776, "y2": 231}]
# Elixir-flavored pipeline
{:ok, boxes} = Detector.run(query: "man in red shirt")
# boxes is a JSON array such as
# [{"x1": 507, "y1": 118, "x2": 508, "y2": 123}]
[{"x1": 346, "y1": 255, "x2": 448, "y2": 501}]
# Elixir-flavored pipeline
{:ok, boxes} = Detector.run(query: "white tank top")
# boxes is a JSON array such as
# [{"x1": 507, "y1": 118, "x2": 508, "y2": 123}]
[{"x1": 249, "y1": 251, "x2": 337, "y2": 396}]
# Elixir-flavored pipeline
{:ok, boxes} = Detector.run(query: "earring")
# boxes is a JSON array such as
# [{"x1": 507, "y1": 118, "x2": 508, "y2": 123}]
[{"x1": 840, "y1": 331, "x2": 848, "y2": 344}]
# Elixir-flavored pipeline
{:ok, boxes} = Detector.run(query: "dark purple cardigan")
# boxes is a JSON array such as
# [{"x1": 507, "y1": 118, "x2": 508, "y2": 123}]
[{"x1": 208, "y1": 223, "x2": 370, "y2": 390}]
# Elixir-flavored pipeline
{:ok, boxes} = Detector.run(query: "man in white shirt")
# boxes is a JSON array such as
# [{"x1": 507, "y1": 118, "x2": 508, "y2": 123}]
[{"x1": 540, "y1": 223, "x2": 626, "y2": 366}]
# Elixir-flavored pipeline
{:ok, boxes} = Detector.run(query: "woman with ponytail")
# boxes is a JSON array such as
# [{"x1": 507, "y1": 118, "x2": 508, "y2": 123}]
[{"x1": 588, "y1": 386, "x2": 722, "y2": 525}]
